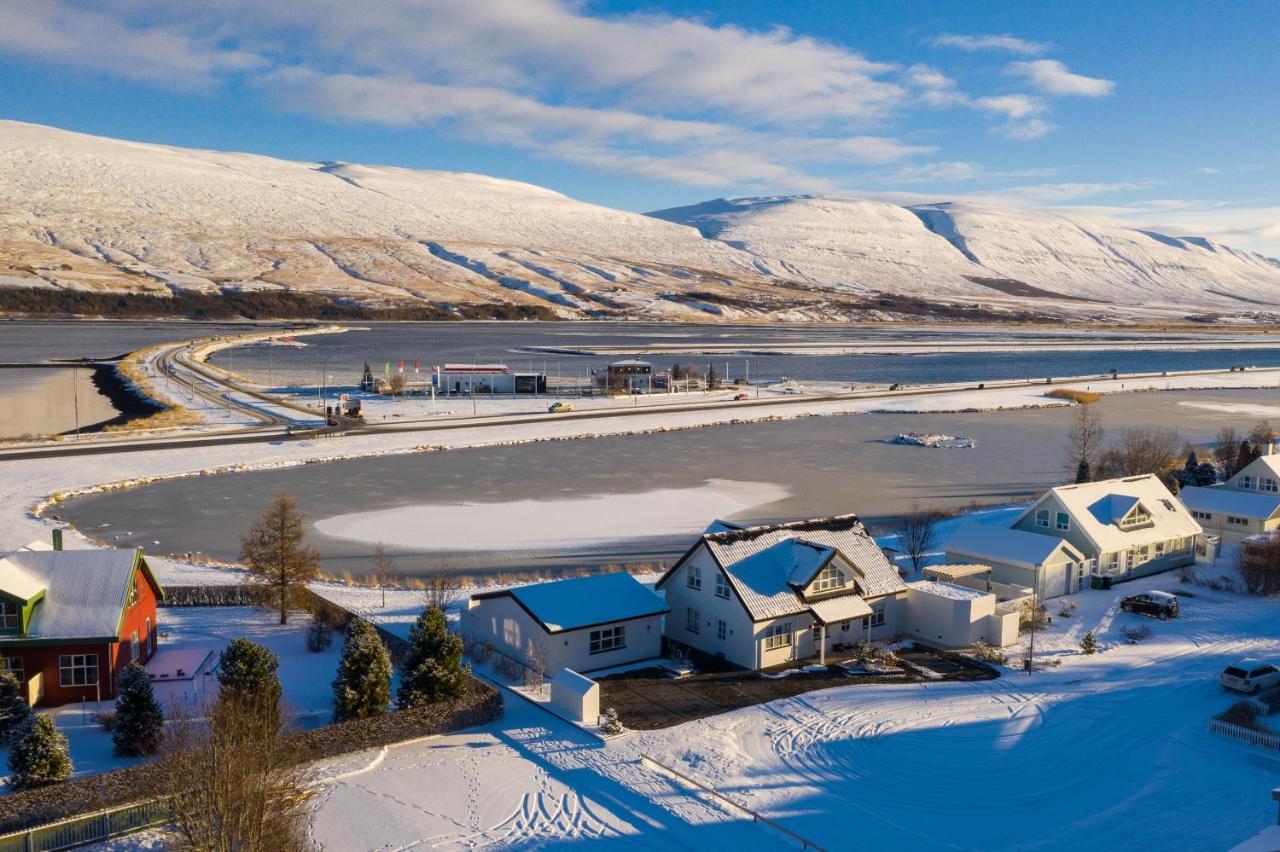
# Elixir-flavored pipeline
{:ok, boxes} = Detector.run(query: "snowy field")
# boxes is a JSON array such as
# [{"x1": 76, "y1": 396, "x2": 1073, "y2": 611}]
[{"x1": 305, "y1": 570, "x2": 1280, "y2": 851}]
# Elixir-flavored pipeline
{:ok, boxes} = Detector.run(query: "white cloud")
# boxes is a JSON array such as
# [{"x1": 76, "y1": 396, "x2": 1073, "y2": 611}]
[
  {"x1": 883, "y1": 161, "x2": 1058, "y2": 183},
  {"x1": 1005, "y1": 181, "x2": 1158, "y2": 202},
  {"x1": 930, "y1": 33, "x2": 1048, "y2": 55},
  {"x1": 904, "y1": 63, "x2": 968, "y2": 107},
  {"x1": 1006, "y1": 60, "x2": 1114, "y2": 97},
  {"x1": 1192, "y1": 167, "x2": 1222, "y2": 175},
  {"x1": 975, "y1": 94, "x2": 1046, "y2": 120}
]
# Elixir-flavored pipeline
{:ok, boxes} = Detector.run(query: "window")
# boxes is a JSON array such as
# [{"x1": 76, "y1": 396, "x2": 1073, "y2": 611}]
[
  {"x1": 1055, "y1": 512, "x2": 1071, "y2": 531},
  {"x1": 0, "y1": 602, "x2": 18, "y2": 631},
  {"x1": 862, "y1": 602, "x2": 887, "y2": 629},
  {"x1": 1190, "y1": 510, "x2": 1212, "y2": 521},
  {"x1": 1119, "y1": 508, "x2": 1151, "y2": 530},
  {"x1": 125, "y1": 575, "x2": 139, "y2": 608},
  {"x1": 840, "y1": 621, "x2": 851, "y2": 632},
  {"x1": 1035, "y1": 509, "x2": 1050, "y2": 528},
  {"x1": 811, "y1": 565, "x2": 847, "y2": 593},
  {"x1": 1, "y1": 657, "x2": 23, "y2": 681},
  {"x1": 146, "y1": 618, "x2": 154, "y2": 654},
  {"x1": 1106, "y1": 553, "x2": 1119, "y2": 568},
  {"x1": 686, "y1": 607, "x2": 701, "y2": 634},
  {"x1": 1154, "y1": 541, "x2": 1165, "y2": 555},
  {"x1": 716, "y1": 619, "x2": 727, "y2": 641},
  {"x1": 764, "y1": 622, "x2": 792, "y2": 650},
  {"x1": 686, "y1": 564, "x2": 702, "y2": 591},
  {"x1": 1242, "y1": 475, "x2": 1255, "y2": 490},
  {"x1": 1228, "y1": 515, "x2": 1249, "y2": 526},
  {"x1": 714, "y1": 572, "x2": 731, "y2": 599},
  {"x1": 59, "y1": 654, "x2": 98, "y2": 688},
  {"x1": 589, "y1": 625, "x2": 626, "y2": 654},
  {"x1": 1264, "y1": 477, "x2": 1279, "y2": 493},
  {"x1": 130, "y1": 630, "x2": 140, "y2": 662}
]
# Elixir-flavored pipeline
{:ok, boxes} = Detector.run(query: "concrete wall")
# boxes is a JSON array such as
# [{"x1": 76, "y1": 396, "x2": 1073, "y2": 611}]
[
  {"x1": 902, "y1": 584, "x2": 1017, "y2": 648},
  {"x1": 463, "y1": 595, "x2": 663, "y2": 674}
]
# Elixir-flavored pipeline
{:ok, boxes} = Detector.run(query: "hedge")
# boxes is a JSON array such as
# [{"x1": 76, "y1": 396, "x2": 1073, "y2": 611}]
[{"x1": 0, "y1": 680, "x2": 501, "y2": 833}]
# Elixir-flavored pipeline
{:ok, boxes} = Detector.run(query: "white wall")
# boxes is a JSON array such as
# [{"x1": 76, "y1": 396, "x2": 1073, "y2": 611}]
[
  {"x1": 903, "y1": 584, "x2": 1015, "y2": 648},
  {"x1": 550, "y1": 669, "x2": 599, "y2": 724},
  {"x1": 661, "y1": 548, "x2": 758, "y2": 669}
]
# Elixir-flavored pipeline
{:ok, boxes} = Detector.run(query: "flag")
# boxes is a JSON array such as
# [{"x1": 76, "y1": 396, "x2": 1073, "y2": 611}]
[
  {"x1": 414, "y1": 360, "x2": 420, "y2": 374},
  {"x1": 398, "y1": 359, "x2": 404, "y2": 373},
  {"x1": 384, "y1": 362, "x2": 390, "y2": 375}
]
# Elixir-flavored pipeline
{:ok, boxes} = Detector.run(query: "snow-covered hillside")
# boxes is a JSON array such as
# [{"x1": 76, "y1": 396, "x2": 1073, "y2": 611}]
[{"x1": 3, "y1": 120, "x2": 1279, "y2": 320}]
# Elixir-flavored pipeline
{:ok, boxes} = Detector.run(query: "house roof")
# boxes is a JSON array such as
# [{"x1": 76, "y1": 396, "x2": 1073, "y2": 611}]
[
  {"x1": 659, "y1": 514, "x2": 907, "y2": 622},
  {"x1": 0, "y1": 557, "x2": 47, "y2": 602},
  {"x1": 1234, "y1": 453, "x2": 1280, "y2": 483},
  {"x1": 0, "y1": 548, "x2": 161, "y2": 643},
  {"x1": 1088, "y1": 493, "x2": 1142, "y2": 525},
  {"x1": 480, "y1": 572, "x2": 668, "y2": 634},
  {"x1": 1027, "y1": 475, "x2": 1201, "y2": 552},
  {"x1": 907, "y1": 580, "x2": 988, "y2": 601},
  {"x1": 1178, "y1": 485, "x2": 1280, "y2": 520},
  {"x1": 808, "y1": 594, "x2": 873, "y2": 624},
  {"x1": 943, "y1": 523, "x2": 1079, "y2": 567}
]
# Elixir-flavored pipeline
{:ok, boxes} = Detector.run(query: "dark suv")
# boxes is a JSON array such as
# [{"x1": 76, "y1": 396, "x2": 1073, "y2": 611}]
[{"x1": 1120, "y1": 591, "x2": 1179, "y2": 619}]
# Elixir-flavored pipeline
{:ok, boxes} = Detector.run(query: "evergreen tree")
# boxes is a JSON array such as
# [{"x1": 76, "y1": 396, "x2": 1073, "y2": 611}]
[
  {"x1": 1236, "y1": 439, "x2": 1259, "y2": 477},
  {"x1": 398, "y1": 606, "x2": 468, "y2": 708},
  {"x1": 1074, "y1": 458, "x2": 1091, "y2": 484},
  {"x1": 705, "y1": 363, "x2": 719, "y2": 390},
  {"x1": 1081, "y1": 632, "x2": 1097, "y2": 655},
  {"x1": 8, "y1": 715, "x2": 72, "y2": 789},
  {"x1": 217, "y1": 638, "x2": 282, "y2": 720},
  {"x1": 332, "y1": 620, "x2": 392, "y2": 722},
  {"x1": 1195, "y1": 461, "x2": 1218, "y2": 486},
  {"x1": 112, "y1": 663, "x2": 164, "y2": 757},
  {"x1": 0, "y1": 669, "x2": 32, "y2": 744}
]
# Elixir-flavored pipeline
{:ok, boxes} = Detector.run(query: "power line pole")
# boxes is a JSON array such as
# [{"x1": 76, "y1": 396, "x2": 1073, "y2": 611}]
[{"x1": 72, "y1": 365, "x2": 80, "y2": 441}]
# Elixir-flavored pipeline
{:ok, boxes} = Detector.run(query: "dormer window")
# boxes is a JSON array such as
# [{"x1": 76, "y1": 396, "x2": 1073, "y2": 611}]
[
  {"x1": 811, "y1": 565, "x2": 847, "y2": 593},
  {"x1": 1036, "y1": 509, "x2": 1050, "y2": 528},
  {"x1": 0, "y1": 602, "x2": 18, "y2": 631},
  {"x1": 1242, "y1": 475, "x2": 1256, "y2": 490},
  {"x1": 1118, "y1": 506, "x2": 1152, "y2": 530}
]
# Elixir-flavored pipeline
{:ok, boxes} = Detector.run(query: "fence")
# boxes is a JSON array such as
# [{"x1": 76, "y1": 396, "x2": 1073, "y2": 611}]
[
  {"x1": 0, "y1": 797, "x2": 173, "y2": 852},
  {"x1": 1209, "y1": 717, "x2": 1280, "y2": 751},
  {"x1": 639, "y1": 754, "x2": 826, "y2": 851}
]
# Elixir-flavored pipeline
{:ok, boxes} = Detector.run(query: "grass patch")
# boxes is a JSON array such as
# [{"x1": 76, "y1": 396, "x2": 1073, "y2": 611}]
[
  {"x1": 1046, "y1": 388, "x2": 1101, "y2": 404},
  {"x1": 103, "y1": 406, "x2": 203, "y2": 432}
]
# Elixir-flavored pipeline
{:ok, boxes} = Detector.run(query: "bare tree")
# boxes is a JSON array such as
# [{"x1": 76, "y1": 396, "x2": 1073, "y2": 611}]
[
  {"x1": 373, "y1": 543, "x2": 398, "y2": 608},
  {"x1": 523, "y1": 639, "x2": 548, "y2": 694},
  {"x1": 894, "y1": 503, "x2": 942, "y2": 576},
  {"x1": 240, "y1": 492, "x2": 320, "y2": 624},
  {"x1": 423, "y1": 572, "x2": 462, "y2": 611},
  {"x1": 387, "y1": 373, "x2": 407, "y2": 396},
  {"x1": 1094, "y1": 427, "x2": 1181, "y2": 485},
  {"x1": 161, "y1": 694, "x2": 310, "y2": 851},
  {"x1": 1239, "y1": 534, "x2": 1280, "y2": 597},
  {"x1": 1209, "y1": 426, "x2": 1240, "y2": 480},
  {"x1": 1250, "y1": 420, "x2": 1277, "y2": 450},
  {"x1": 1062, "y1": 404, "x2": 1105, "y2": 482}
]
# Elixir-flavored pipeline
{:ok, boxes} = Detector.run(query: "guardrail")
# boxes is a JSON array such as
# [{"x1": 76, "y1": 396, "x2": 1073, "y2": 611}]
[
  {"x1": 0, "y1": 796, "x2": 172, "y2": 852},
  {"x1": 639, "y1": 754, "x2": 826, "y2": 850}
]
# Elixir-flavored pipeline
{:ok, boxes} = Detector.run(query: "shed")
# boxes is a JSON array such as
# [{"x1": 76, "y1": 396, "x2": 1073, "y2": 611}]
[
  {"x1": 551, "y1": 668, "x2": 599, "y2": 724},
  {"x1": 902, "y1": 580, "x2": 1018, "y2": 649}
]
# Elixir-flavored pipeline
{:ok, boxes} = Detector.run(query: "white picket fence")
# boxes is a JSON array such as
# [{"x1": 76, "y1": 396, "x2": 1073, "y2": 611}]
[{"x1": 1209, "y1": 717, "x2": 1280, "y2": 751}]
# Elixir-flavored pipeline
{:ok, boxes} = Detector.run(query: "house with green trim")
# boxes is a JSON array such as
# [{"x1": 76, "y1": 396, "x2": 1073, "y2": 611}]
[{"x1": 0, "y1": 535, "x2": 164, "y2": 706}]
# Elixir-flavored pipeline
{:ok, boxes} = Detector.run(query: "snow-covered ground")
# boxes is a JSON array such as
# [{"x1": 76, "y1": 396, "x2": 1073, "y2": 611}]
[{"x1": 306, "y1": 570, "x2": 1280, "y2": 851}]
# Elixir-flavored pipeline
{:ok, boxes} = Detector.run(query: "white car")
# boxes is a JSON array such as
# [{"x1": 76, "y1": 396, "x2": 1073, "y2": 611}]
[{"x1": 1220, "y1": 659, "x2": 1280, "y2": 694}]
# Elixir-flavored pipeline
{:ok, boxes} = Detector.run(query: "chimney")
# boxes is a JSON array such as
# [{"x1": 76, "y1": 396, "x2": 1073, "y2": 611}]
[{"x1": 51, "y1": 528, "x2": 63, "y2": 551}]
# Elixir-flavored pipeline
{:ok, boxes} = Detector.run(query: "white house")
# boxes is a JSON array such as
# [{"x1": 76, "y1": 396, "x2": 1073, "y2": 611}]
[
  {"x1": 1179, "y1": 450, "x2": 1280, "y2": 544},
  {"x1": 945, "y1": 474, "x2": 1202, "y2": 598},
  {"x1": 462, "y1": 572, "x2": 667, "y2": 675}
]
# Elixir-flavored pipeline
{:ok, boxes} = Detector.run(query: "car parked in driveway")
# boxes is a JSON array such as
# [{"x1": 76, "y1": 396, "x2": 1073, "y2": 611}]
[
  {"x1": 1119, "y1": 590, "x2": 1179, "y2": 619},
  {"x1": 1220, "y1": 659, "x2": 1280, "y2": 693}
]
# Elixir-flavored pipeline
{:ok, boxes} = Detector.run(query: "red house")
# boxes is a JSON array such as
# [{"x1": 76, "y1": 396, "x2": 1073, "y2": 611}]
[{"x1": 0, "y1": 537, "x2": 164, "y2": 707}]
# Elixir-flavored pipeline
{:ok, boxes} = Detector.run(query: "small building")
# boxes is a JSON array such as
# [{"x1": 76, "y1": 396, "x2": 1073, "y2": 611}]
[
  {"x1": 943, "y1": 524, "x2": 1090, "y2": 600},
  {"x1": 1179, "y1": 451, "x2": 1280, "y2": 544},
  {"x1": 462, "y1": 572, "x2": 667, "y2": 675},
  {"x1": 656, "y1": 515, "x2": 910, "y2": 669},
  {"x1": 601, "y1": 359, "x2": 652, "y2": 393},
  {"x1": 902, "y1": 581, "x2": 1020, "y2": 649},
  {"x1": 433, "y1": 364, "x2": 546, "y2": 395},
  {"x1": 0, "y1": 537, "x2": 164, "y2": 707}
]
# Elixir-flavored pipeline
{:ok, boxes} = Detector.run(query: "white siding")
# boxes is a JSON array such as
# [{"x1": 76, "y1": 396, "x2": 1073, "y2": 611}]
[{"x1": 662, "y1": 548, "x2": 758, "y2": 669}]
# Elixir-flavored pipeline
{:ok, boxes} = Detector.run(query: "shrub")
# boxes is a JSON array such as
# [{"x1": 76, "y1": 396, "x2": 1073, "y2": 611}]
[
  {"x1": 1020, "y1": 599, "x2": 1050, "y2": 632},
  {"x1": 1080, "y1": 632, "x2": 1097, "y2": 655},
  {"x1": 599, "y1": 707, "x2": 624, "y2": 735},
  {"x1": 1046, "y1": 388, "x2": 1101, "y2": 404},
  {"x1": 306, "y1": 608, "x2": 335, "y2": 652},
  {"x1": 971, "y1": 640, "x2": 1008, "y2": 665},
  {"x1": 332, "y1": 620, "x2": 392, "y2": 723},
  {"x1": 1222, "y1": 700, "x2": 1263, "y2": 730},
  {"x1": 1122, "y1": 625, "x2": 1152, "y2": 644},
  {"x1": 464, "y1": 637, "x2": 494, "y2": 665},
  {"x1": 8, "y1": 715, "x2": 72, "y2": 790},
  {"x1": 112, "y1": 664, "x2": 164, "y2": 757}
]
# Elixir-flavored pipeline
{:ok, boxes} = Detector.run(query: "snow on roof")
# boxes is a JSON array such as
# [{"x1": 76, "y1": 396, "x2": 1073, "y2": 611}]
[
  {"x1": 943, "y1": 523, "x2": 1078, "y2": 567},
  {"x1": 1088, "y1": 493, "x2": 1142, "y2": 525},
  {"x1": 502, "y1": 572, "x2": 668, "y2": 634},
  {"x1": 808, "y1": 594, "x2": 873, "y2": 624},
  {"x1": 923, "y1": 563, "x2": 992, "y2": 581},
  {"x1": 1037, "y1": 475, "x2": 1201, "y2": 552},
  {"x1": 440, "y1": 363, "x2": 509, "y2": 372},
  {"x1": 0, "y1": 548, "x2": 147, "y2": 641},
  {"x1": 551, "y1": 668, "x2": 597, "y2": 697},
  {"x1": 608, "y1": 359, "x2": 652, "y2": 367},
  {"x1": 907, "y1": 580, "x2": 988, "y2": 601},
  {"x1": 685, "y1": 514, "x2": 905, "y2": 621},
  {"x1": 0, "y1": 556, "x2": 47, "y2": 602},
  {"x1": 1234, "y1": 453, "x2": 1280, "y2": 484},
  {"x1": 1179, "y1": 485, "x2": 1280, "y2": 519}
]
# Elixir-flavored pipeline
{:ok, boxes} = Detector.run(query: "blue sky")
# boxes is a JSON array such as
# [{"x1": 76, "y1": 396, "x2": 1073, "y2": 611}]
[{"x1": 1, "y1": 0, "x2": 1276, "y2": 253}]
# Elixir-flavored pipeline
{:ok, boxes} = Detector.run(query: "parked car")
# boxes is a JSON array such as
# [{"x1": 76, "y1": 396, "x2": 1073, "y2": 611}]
[
  {"x1": 733, "y1": 393, "x2": 749, "y2": 401},
  {"x1": 1119, "y1": 590, "x2": 1179, "y2": 619},
  {"x1": 547, "y1": 401, "x2": 574, "y2": 413},
  {"x1": 1220, "y1": 659, "x2": 1280, "y2": 694}
]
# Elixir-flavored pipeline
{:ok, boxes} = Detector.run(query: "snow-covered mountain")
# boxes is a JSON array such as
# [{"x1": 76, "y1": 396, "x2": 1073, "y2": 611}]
[{"x1": 3, "y1": 120, "x2": 1278, "y2": 321}]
